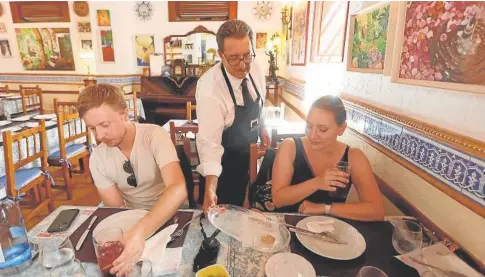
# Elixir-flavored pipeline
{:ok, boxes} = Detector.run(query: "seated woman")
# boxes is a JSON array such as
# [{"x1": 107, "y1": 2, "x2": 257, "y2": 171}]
[{"x1": 271, "y1": 95, "x2": 385, "y2": 221}]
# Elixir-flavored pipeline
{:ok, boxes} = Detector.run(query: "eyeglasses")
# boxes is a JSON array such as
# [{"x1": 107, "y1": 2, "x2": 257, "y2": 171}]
[
  {"x1": 123, "y1": 160, "x2": 137, "y2": 187},
  {"x1": 223, "y1": 53, "x2": 256, "y2": 66}
]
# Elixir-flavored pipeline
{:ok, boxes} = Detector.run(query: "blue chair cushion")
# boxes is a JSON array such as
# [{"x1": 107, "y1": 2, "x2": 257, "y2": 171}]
[
  {"x1": 0, "y1": 168, "x2": 43, "y2": 190},
  {"x1": 48, "y1": 144, "x2": 87, "y2": 166}
]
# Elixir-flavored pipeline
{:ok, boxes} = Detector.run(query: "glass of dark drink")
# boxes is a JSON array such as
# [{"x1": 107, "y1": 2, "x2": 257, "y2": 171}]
[
  {"x1": 329, "y1": 161, "x2": 351, "y2": 199},
  {"x1": 93, "y1": 227, "x2": 125, "y2": 277}
]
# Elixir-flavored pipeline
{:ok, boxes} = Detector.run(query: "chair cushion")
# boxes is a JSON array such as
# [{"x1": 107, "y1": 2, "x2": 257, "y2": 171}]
[
  {"x1": 48, "y1": 144, "x2": 87, "y2": 166},
  {"x1": 0, "y1": 168, "x2": 43, "y2": 190}
]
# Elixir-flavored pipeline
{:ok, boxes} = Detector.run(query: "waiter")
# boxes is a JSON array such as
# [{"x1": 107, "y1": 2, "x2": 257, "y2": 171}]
[{"x1": 196, "y1": 19, "x2": 270, "y2": 213}]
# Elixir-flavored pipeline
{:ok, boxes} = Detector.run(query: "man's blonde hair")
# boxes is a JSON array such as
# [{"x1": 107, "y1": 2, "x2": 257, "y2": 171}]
[{"x1": 76, "y1": 84, "x2": 127, "y2": 118}]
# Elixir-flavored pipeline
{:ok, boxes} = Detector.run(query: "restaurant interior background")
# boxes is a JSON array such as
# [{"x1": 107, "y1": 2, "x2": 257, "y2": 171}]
[{"x1": 0, "y1": 0, "x2": 484, "y2": 268}]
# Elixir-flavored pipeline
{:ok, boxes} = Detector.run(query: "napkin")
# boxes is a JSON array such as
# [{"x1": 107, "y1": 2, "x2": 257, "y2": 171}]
[
  {"x1": 141, "y1": 224, "x2": 182, "y2": 276},
  {"x1": 306, "y1": 219, "x2": 335, "y2": 233},
  {"x1": 396, "y1": 243, "x2": 484, "y2": 277}
]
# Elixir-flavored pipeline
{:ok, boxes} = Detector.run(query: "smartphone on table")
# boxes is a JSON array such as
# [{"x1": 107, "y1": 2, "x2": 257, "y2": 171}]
[{"x1": 47, "y1": 209, "x2": 80, "y2": 233}]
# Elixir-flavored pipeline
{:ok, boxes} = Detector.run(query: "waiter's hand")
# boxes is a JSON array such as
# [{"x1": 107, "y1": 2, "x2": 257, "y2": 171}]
[
  {"x1": 202, "y1": 188, "x2": 218, "y2": 215},
  {"x1": 260, "y1": 127, "x2": 270, "y2": 147}
]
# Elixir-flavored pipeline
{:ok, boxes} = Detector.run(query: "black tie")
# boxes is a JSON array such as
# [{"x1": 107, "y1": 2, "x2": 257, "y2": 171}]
[{"x1": 241, "y1": 78, "x2": 253, "y2": 106}]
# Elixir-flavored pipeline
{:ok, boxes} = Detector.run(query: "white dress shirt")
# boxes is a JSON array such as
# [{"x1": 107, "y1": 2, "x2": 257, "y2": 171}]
[{"x1": 196, "y1": 62, "x2": 266, "y2": 177}]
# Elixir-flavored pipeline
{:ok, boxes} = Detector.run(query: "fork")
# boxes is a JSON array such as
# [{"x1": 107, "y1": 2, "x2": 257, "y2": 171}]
[
  {"x1": 169, "y1": 213, "x2": 202, "y2": 243},
  {"x1": 281, "y1": 222, "x2": 345, "y2": 243}
]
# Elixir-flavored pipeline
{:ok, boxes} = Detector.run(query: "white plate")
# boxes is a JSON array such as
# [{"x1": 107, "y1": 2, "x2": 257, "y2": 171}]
[
  {"x1": 6, "y1": 95, "x2": 21, "y2": 99},
  {"x1": 33, "y1": 114, "x2": 57, "y2": 120},
  {"x1": 11, "y1": 115, "x2": 31, "y2": 122},
  {"x1": 1, "y1": 126, "x2": 22, "y2": 133},
  {"x1": 0, "y1": 120, "x2": 12, "y2": 127},
  {"x1": 24, "y1": 122, "x2": 39, "y2": 128},
  {"x1": 93, "y1": 209, "x2": 150, "y2": 237},
  {"x1": 295, "y1": 216, "x2": 366, "y2": 260},
  {"x1": 265, "y1": 253, "x2": 316, "y2": 277}
]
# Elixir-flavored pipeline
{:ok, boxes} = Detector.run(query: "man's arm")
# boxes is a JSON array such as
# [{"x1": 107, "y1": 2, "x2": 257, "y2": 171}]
[
  {"x1": 96, "y1": 186, "x2": 125, "y2": 207},
  {"x1": 89, "y1": 152, "x2": 125, "y2": 207}
]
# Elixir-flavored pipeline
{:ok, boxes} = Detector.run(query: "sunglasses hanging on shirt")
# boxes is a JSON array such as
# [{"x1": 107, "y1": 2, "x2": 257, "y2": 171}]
[
  {"x1": 123, "y1": 160, "x2": 137, "y2": 187},
  {"x1": 193, "y1": 214, "x2": 221, "y2": 272}
]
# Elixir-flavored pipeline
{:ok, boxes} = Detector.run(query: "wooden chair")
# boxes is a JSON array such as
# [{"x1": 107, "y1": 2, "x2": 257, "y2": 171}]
[
  {"x1": 186, "y1": 101, "x2": 196, "y2": 121},
  {"x1": 177, "y1": 137, "x2": 203, "y2": 208},
  {"x1": 0, "y1": 85, "x2": 9, "y2": 93},
  {"x1": 53, "y1": 98, "x2": 77, "y2": 115},
  {"x1": 169, "y1": 121, "x2": 198, "y2": 145},
  {"x1": 20, "y1": 85, "x2": 43, "y2": 115},
  {"x1": 270, "y1": 128, "x2": 305, "y2": 148},
  {"x1": 0, "y1": 120, "x2": 54, "y2": 221},
  {"x1": 48, "y1": 109, "x2": 92, "y2": 199},
  {"x1": 125, "y1": 91, "x2": 138, "y2": 122}
]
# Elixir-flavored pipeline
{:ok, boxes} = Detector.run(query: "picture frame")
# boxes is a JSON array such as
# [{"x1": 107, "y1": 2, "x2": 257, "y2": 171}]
[
  {"x1": 390, "y1": 1, "x2": 485, "y2": 94},
  {"x1": 78, "y1": 22, "x2": 91, "y2": 33},
  {"x1": 81, "y1": 39, "x2": 93, "y2": 51},
  {"x1": 0, "y1": 39, "x2": 12, "y2": 58},
  {"x1": 290, "y1": 1, "x2": 310, "y2": 66},
  {"x1": 134, "y1": 34, "x2": 155, "y2": 67},
  {"x1": 99, "y1": 28, "x2": 115, "y2": 63},
  {"x1": 97, "y1": 9, "x2": 111, "y2": 27}
]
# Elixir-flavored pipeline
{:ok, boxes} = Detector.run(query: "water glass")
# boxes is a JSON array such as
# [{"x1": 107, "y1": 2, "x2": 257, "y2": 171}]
[
  {"x1": 50, "y1": 258, "x2": 86, "y2": 277},
  {"x1": 357, "y1": 266, "x2": 388, "y2": 277},
  {"x1": 41, "y1": 237, "x2": 75, "y2": 270},
  {"x1": 93, "y1": 227, "x2": 125, "y2": 276},
  {"x1": 392, "y1": 219, "x2": 423, "y2": 255},
  {"x1": 329, "y1": 161, "x2": 351, "y2": 198},
  {"x1": 128, "y1": 259, "x2": 153, "y2": 277}
]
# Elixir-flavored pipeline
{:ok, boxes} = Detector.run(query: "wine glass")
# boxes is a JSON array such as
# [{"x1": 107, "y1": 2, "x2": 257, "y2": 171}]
[
  {"x1": 392, "y1": 219, "x2": 423, "y2": 255},
  {"x1": 41, "y1": 237, "x2": 75, "y2": 271},
  {"x1": 329, "y1": 161, "x2": 351, "y2": 198},
  {"x1": 50, "y1": 258, "x2": 86, "y2": 277},
  {"x1": 128, "y1": 259, "x2": 153, "y2": 277},
  {"x1": 93, "y1": 227, "x2": 125, "y2": 276},
  {"x1": 357, "y1": 266, "x2": 388, "y2": 277}
]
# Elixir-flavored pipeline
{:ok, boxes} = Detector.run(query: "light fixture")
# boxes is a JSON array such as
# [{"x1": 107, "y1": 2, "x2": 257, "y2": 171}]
[
  {"x1": 281, "y1": 3, "x2": 293, "y2": 32},
  {"x1": 79, "y1": 51, "x2": 95, "y2": 78}
]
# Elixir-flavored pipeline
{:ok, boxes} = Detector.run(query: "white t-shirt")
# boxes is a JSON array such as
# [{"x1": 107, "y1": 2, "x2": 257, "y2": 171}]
[{"x1": 90, "y1": 123, "x2": 179, "y2": 209}]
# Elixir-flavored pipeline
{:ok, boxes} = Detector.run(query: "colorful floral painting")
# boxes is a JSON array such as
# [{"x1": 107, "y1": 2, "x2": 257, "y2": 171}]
[
  {"x1": 97, "y1": 10, "x2": 111, "y2": 27},
  {"x1": 100, "y1": 29, "x2": 115, "y2": 63},
  {"x1": 15, "y1": 28, "x2": 75, "y2": 71},
  {"x1": 291, "y1": 1, "x2": 310, "y2": 66},
  {"x1": 399, "y1": 1, "x2": 485, "y2": 86},
  {"x1": 134, "y1": 35, "x2": 155, "y2": 67},
  {"x1": 78, "y1": 22, "x2": 91, "y2": 33},
  {"x1": 349, "y1": 4, "x2": 390, "y2": 72}
]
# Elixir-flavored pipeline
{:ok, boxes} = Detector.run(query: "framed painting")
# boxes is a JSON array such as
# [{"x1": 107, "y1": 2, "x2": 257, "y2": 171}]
[
  {"x1": 346, "y1": 2, "x2": 392, "y2": 74},
  {"x1": 99, "y1": 29, "x2": 115, "y2": 63},
  {"x1": 134, "y1": 34, "x2": 155, "y2": 67},
  {"x1": 78, "y1": 22, "x2": 91, "y2": 33},
  {"x1": 391, "y1": 1, "x2": 485, "y2": 93},
  {"x1": 81, "y1": 39, "x2": 92, "y2": 51},
  {"x1": 256, "y1": 32, "x2": 267, "y2": 49},
  {"x1": 311, "y1": 1, "x2": 349, "y2": 63},
  {"x1": 97, "y1": 10, "x2": 111, "y2": 26},
  {"x1": 290, "y1": 1, "x2": 310, "y2": 66},
  {"x1": 15, "y1": 28, "x2": 75, "y2": 70},
  {"x1": 0, "y1": 40, "x2": 12, "y2": 58}
]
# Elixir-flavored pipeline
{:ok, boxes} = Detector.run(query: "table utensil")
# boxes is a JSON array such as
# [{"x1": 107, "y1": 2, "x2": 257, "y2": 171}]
[
  {"x1": 289, "y1": 228, "x2": 347, "y2": 244},
  {"x1": 75, "y1": 216, "x2": 97, "y2": 251},
  {"x1": 282, "y1": 221, "x2": 344, "y2": 244},
  {"x1": 169, "y1": 213, "x2": 202, "y2": 243}
]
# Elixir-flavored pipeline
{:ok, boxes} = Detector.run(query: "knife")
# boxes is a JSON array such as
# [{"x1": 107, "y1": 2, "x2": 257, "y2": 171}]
[
  {"x1": 282, "y1": 222, "x2": 344, "y2": 243},
  {"x1": 75, "y1": 216, "x2": 97, "y2": 251},
  {"x1": 289, "y1": 228, "x2": 348, "y2": 244}
]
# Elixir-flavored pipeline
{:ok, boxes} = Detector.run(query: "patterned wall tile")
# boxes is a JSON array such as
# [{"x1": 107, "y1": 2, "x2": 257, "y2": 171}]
[
  {"x1": 464, "y1": 157, "x2": 485, "y2": 207},
  {"x1": 0, "y1": 75, "x2": 140, "y2": 85}
]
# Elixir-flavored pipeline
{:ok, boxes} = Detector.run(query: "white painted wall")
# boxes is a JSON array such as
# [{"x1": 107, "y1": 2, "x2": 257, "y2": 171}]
[
  {"x1": 279, "y1": 1, "x2": 485, "y2": 142},
  {"x1": 0, "y1": 1, "x2": 282, "y2": 76}
]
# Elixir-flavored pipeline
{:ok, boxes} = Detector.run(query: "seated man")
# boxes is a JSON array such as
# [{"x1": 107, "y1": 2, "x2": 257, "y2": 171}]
[
  {"x1": 271, "y1": 95, "x2": 385, "y2": 221},
  {"x1": 76, "y1": 84, "x2": 187, "y2": 274}
]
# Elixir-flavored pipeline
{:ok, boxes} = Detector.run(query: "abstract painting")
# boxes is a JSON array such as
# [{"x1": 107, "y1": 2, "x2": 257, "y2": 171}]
[
  {"x1": 291, "y1": 1, "x2": 310, "y2": 66},
  {"x1": 392, "y1": 1, "x2": 485, "y2": 93},
  {"x1": 311, "y1": 1, "x2": 349, "y2": 63},
  {"x1": 347, "y1": 4, "x2": 390, "y2": 73},
  {"x1": 0, "y1": 40, "x2": 12, "y2": 58},
  {"x1": 78, "y1": 22, "x2": 91, "y2": 33},
  {"x1": 256, "y1": 33, "x2": 267, "y2": 49},
  {"x1": 15, "y1": 28, "x2": 75, "y2": 71},
  {"x1": 134, "y1": 35, "x2": 155, "y2": 67},
  {"x1": 97, "y1": 10, "x2": 111, "y2": 26},
  {"x1": 99, "y1": 29, "x2": 115, "y2": 63}
]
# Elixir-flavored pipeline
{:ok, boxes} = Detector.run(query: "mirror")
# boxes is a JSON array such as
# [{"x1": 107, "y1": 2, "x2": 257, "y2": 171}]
[{"x1": 164, "y1": 25, "x2": 220, "y2": 65}]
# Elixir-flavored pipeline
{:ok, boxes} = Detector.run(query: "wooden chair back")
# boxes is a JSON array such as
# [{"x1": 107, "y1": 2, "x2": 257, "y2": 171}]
[
  {"x1": 270, "y1": 129, "x2": 306, "y2": 148},
  {"x1": 169, "y1": 121, "x2": 198, "y2": 145},
  {"x1": 125, "y1": 91, "x2": 138, "y2": 122},
  {"x1": 2, "y1": 120, "x2": 48, "y2": 197},
  {"x1": 20, "y1": 85, "x2": 43, "y2": 115},
  {"x1": 54, "y1": 98, "x2": 77, "y2": 115},
  {"x1": 0, "y1": 85, "x2": 9, "y2": 93},
  {"x1": 186, "y1": 101, "x2": 196, "y2": 121},
  {"x1": 56, "y1": 110, "x2": 92, "y2": 160}
]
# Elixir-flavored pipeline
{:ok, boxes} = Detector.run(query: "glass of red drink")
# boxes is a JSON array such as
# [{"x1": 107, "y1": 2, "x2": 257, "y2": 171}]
[{"x1": 93, "y1": 227, "x2": 125, "y2": 277}]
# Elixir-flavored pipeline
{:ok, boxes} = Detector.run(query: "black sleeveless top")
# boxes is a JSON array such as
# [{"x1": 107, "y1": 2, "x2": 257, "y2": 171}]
[{"x1": 277, "y1": 137, "x2": 352, "y2": 213}]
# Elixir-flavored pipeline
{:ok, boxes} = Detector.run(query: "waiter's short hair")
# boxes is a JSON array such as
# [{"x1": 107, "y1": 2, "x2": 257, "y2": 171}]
[
  {"x1": 310, "y1": 95, "x2": 347, "y2": 125},
  {"x1": 76, "y1": 84, "x2": 127, "y2": 118},
  {"x1": 216, "y1": 19, "x2": 254, "y2": 51}
]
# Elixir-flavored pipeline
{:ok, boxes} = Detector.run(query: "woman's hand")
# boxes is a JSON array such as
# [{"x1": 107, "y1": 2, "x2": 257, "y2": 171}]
[
  {"x1": 299, "y1": 200, "x2": 325, "y2": 214},
  {"x1": 111, "y1": 228, "x2": 145, "y2": 276},
  {"x1": 313, "y1": 167, "x2": 349, "y2": 192}
]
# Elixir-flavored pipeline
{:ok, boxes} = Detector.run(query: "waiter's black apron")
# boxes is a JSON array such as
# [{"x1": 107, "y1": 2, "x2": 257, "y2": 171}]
[{"x1": 216, "y1": 64, "x2": 263, "y2": 206}]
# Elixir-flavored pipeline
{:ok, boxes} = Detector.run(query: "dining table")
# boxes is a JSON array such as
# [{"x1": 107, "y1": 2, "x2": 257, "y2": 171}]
[{"x1": 20, "y1": 205, "x2": 444, "y2": 277}]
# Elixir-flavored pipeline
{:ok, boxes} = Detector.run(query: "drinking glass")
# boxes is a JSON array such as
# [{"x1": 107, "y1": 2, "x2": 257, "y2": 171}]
[
  {"x1": 41, "y1": 237, "x2": 75, "y2": 270},
  {"x1": 50, "y1": 258, "x2": 86, "y2": 277},
  {"x1": 329, "y1": 161, "x2": 351, "y2": 198},
  {"x1": 93, "y1": 227, "x2": 125, "y2": 277},
  {"x1": 357, "y1": 266, "x2": 388, "y2": 277},
  {"x1": 392, "y1": 219, "x2": 423, "y2": 255},
  {"x1": 128, "y1": 259, "x2": 153, "y2": 277}
]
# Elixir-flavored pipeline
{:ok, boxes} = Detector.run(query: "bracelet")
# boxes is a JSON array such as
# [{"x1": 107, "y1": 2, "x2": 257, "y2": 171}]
[{"x1": 324, "y1": 204, "x2": 332, "y2": 215}]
